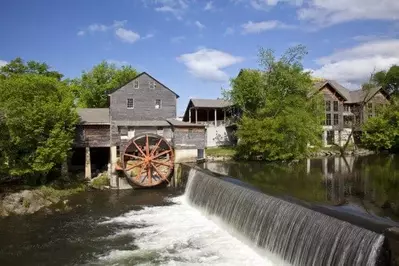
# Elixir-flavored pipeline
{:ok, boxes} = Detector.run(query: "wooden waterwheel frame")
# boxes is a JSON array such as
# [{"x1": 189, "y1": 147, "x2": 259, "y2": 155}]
[{"x1": 122, "y1": 133, "x2": 174, "y2": 187}]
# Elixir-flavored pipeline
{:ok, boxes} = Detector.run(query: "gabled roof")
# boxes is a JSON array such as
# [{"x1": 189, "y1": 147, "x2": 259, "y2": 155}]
[
  {"x1": 77, "y1": 108, "x2": 110, "y2": 125},
  {"x1": 313, "y1": 80, "x2": 386, "y2": 104},
  {"x1": 190, "y1": 99, "x2": 232, "y2": 108},
  {"x1": 166, "y1": 118, "x2": 205, "y2": 127},
  {"x1": 109, "y1": 72, "x2": 179, "y2": 98}
]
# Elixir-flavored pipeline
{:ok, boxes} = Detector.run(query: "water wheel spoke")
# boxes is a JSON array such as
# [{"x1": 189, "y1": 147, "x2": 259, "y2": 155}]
[
  {"x1": 147, "y1": 165, "x2": 152, "y2": 184},
  {"x1": 152, "y1": 159, "x2": 173, "y2": 167},
  {"x1": 153, "y1": 149, "x2": 172, "y2": 159},
  {"x1": 132, "y1": 140, "x2": 146, "y2": 157},
  {"x1": 135, "y1": 164, "x2": 146, "y2": 181},
  {"x1": 125, "y1": 161, "x2": 144, "y2": 171},
  {"x1": 124, "y1": 153, "x2": 144, "y2": 160},
  {"x1": 145, "y1": 134, "x2": 150, "y2": 157},
  {"x1": 151, "y1": 163, "x2": 170, "y2": 184},
  {"x1": 150, "y1": 138, "x2": 163, "y2": 157}
]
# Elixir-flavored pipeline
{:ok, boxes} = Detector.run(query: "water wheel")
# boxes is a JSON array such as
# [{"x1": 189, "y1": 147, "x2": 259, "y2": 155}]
[{"x1": 122, "y1": 133, "x2": 174, "y2": 187}]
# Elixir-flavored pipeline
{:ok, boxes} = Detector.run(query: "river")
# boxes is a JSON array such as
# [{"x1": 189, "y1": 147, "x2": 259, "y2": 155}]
[{"x1": 0, "y1": 154, "x2": 398, "y2": 265}]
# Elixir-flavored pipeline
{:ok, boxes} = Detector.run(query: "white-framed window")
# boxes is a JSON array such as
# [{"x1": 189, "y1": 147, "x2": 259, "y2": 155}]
[
  {"x1": 149, "y1": 81, "x2": 156, "y2": 89},
  {"x1": 155, "y1": 99, "x2": 161, "y2": 109},
  {"x1": 134, "y1": 80, "x2": 139, "y2": 89},
  {"x1": 127, "y1": 98, "x2": 134, "y2": 109}
]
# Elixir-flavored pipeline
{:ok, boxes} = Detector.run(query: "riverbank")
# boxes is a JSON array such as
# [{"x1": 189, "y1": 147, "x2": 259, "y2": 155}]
[
  {"x1": 205, "y1": 146, "x2": 375, "y2": 162},
  {"x1": 0, "y1": 173, "x2": 110, "y2": 217}
]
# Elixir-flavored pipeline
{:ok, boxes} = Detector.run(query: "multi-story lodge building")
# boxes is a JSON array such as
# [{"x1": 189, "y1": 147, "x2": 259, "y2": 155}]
[{"x1": 313, "y1": 80, "x2": 390, "y2": 146}]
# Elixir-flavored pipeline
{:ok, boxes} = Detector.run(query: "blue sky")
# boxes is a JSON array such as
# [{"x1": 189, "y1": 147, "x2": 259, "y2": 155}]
[{"x1": 1, "y1": 0, "x2": 399, "y2": 115}]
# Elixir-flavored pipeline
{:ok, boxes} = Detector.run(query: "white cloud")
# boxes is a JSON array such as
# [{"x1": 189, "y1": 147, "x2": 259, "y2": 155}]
[
  {"x1": 115, "y1": 28, "x2": 140, "y2": 43},
  {"x1": 107, "y1": 59, "x2": 130, "y2": 67},
  {"x1": 241, "y1": 20, "x2": 293, "y2": 34},
  {"x1": 142, "y1": 33, "x2": 155, "y2": 39},
  {"x1": 78, "y1": 20, "x2": 127, "y2": 36},
  {"x1": 0, "y1": 60, "x2": 8, "y2": 67},
  {"x1": 148, "y1": 0, "x2": 189, "y2": 19},
  {"x1": 177, "y1": 48, "x2": 244, "y2": 82},
  {"x1": 250, "y1": 0, "x2": 303, "y2": 10},
  {"x1": 171, "y1": 36, "x2": 186, "y2": 43},
  {"x1": 311, "y1": 39, "x2": 399, "y2": 86},
  {"x1": 195, "y1": 21, "x2": 205, "y2": 30},
  {"x1": 298, "y1": 0, "x2": 399, "y2": 27},
  {"x1": 224, "y1": 27, "x2": 235, "y2": 36},
  {"x1": 204, "y1": 1, "x2": 214, "y2": 11}
]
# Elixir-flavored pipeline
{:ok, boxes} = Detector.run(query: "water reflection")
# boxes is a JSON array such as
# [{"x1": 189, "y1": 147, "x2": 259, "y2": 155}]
[{"x1": 201, "y1": 154, "x2": 399, "y2": 222}]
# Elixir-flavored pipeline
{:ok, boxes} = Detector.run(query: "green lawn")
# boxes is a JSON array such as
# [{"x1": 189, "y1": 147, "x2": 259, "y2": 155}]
[{"x1": 206, "y1": 146, "x2": 236, "y2": 157}]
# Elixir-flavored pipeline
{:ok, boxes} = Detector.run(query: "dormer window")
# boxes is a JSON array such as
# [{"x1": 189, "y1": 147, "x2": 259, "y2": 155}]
[
  {"x1": 149, "y1": 81, "x2": 156, "y2": 89},
  {"x1": 127, "y1": 98, "x2": 134, "y2": 109},
  {"x1": 134, "y1": 80, "x2": 139, "y2": 89},
  {"x1": 155, "y1": 99, "x2": 161, "y2": 109}
]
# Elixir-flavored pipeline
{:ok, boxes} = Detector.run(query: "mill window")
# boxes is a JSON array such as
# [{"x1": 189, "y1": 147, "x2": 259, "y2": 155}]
[
  {"x1": 127, "y1": 98, "x2": 134, "y2": 109},
  {"x1": 149, "y1": 81, "x2": 156, "y2": 89},
  {"x1": 155, "y1": 99, "x2": 161, "y2": 109},
  {"x1": 134, "y1": 80, "x2": 139, "y2": 89},
  {"x1": 333, "y1": 101, "x2": 339, "y2": 112}
]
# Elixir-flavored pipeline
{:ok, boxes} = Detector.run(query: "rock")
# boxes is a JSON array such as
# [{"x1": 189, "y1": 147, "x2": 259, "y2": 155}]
[{"x1": 0, "y1": 190, "x2": 55, "y2": 216}]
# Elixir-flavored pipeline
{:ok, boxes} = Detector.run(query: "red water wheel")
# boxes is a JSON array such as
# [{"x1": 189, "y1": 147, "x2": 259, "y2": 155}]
[{"x1": 122, "y1": 133, "x2": 174, "y2": 187}]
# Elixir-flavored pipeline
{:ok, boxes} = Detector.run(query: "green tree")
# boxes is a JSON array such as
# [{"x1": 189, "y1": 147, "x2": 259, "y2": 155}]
[
  {"x1": 225, "y1": 45, "x2": 324, "y2": 161},
  {"x1": 73, "y1": 61, "x2": 138, "y2": 108},
  {"x1": 0, "y1": 75, "x2": 78, "y2": 184},
  {"x1": 362, "y1": 97, "x2": 399, "y2": 151},
  {"x1": 372, "y1": 65, "x2": 399, "y2": 95},
  {"x1": 0, "y1": 57, "x2": 63, "y2": 80}
]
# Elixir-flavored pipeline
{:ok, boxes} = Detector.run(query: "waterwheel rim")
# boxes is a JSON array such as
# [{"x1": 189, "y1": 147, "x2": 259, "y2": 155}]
[{"x1": 122, "y1": 133, "x2": 174, "y2": 187}]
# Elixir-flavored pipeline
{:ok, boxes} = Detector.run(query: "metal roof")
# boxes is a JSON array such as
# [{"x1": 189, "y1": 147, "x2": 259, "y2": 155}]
[
  {"x1": 113, "y1": 120, "x2": 171, "y2": 127},
  {"x1": 77, "y1": 108, "x2": 110, "y2": 125},
  {"x1": 190, "y1": 99, "x2": 232, "y2": 108},
  {"x1": 166, "y1": 118, "x2": 205, "y2": 127}
]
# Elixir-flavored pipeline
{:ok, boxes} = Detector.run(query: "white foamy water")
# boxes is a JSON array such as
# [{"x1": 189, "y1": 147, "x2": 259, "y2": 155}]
[{"x1": 94, "y1": 196, "x2": 284, "y2": 266}]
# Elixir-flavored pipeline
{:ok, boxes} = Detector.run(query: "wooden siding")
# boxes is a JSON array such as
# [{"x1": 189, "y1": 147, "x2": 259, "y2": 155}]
[
  {"x1": 172, "y1": 127, "x2": 206, "y2": 149},
  {"x1": 110, "y1": 73, "x2": 177, "y2": 121},
  {"x1": 74, "y1": 125, "x2": 110, "y2": 147}
]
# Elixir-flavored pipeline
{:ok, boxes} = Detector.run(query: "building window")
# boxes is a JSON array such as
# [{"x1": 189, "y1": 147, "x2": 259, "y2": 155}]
[
  {"x1": 333, "y1": 101, "x2": 339, "y2": 112},
  {"x1": 327, "y1": 131, "x2": 334, "y2": 145},
  {"x1": 134, "y1": 80, "x2": 139, "y2": 89},
  {"x1": 344, "y1": 105, "x2": 351, "y2": 112},
  {"x1": 334, "y1": 114, "x2": 339, "y2": 125},
  {"x1": 326, "y1": 114, "x2": 331, "y2": 125},
  {"x1": 149, "y1": 81, "x2": 156, "y2": 89},
  {"x1": 155, "y1": 99, "x2": 161, "y2": 109},
  {"x1": 367, "y1": 102, "x2": 373, "y2": 118},
  {"x1": 127, "y1": 98, "x2": 134, "y2": 109},
  {"x1": 325, "y1": 101, "x2": 331, "y2": 112}
]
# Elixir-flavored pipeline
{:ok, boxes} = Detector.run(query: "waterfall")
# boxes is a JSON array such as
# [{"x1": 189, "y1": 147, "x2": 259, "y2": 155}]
[{"x1": 184, "y1": 168, "x2": 386, "y2": 266}]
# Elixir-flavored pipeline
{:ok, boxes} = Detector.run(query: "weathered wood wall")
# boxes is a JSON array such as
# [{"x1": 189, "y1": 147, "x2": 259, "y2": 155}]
[
  {"x1": 173, "y1": 127, "x2": 206, "y2": 150},
  {"x1": 74, "y1": 125, "x2": 110, "y2": 147}
]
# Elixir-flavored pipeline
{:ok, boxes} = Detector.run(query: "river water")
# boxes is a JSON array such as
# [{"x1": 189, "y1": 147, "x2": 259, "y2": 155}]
[
  {"x1": 0, "y1": 154, "x2": 398, "y2": 265},
  {"x1": 0, "y1": 188, "x2": 283, "y2": 265}
]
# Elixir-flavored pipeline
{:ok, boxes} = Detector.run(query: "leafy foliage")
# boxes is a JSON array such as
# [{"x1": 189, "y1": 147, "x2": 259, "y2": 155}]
[
  {"x1": 0, "y1": 57, "x2": 63, "y2": 80},
  {"x1": 225, "y1": 45, "x2": 324, "y2": 161},
  {"x1": 0, "y1": 74, "x2": 78, "y2": 184},
  {"x1": 72, "y1": 61, "x2": 138, "y2": 108},
  {"x1": 372, "y1": 65, "x2": 399, "y2": 95},
  {"x1": 362, "y1": 96, "x2": 399, "y2": 151}
]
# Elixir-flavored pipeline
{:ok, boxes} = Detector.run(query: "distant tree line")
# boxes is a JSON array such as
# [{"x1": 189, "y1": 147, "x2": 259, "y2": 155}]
[{"x1": 0, "y1": 58, "x2": 137, "y2": 185}]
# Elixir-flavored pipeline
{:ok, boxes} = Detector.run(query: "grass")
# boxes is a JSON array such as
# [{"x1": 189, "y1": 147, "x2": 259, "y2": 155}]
[
  {"x1": 206, "y1": 146, "x2": 236, "y2": 157},
  {"x1": 90, "y1": 173, "x2": 109, "y2": 189},
  {"x1": 39, "y1": 182, "x2": 86, "y2": 202}
]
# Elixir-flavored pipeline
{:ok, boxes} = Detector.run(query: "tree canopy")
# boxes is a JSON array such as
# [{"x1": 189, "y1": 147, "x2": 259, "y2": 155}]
[
  {"x1": 372, "y1": 65, "x2": 399, "y2": 95},
  {"x1": 0, "y1": 57, "x2": 63, "y2": 80},
  {"x1": 72, "y1": 61, "x2": 138, "y2": 108},
  {"x1": 225, "y1": 45, "x2": 324, "y2": 161},
  {"x1": 0, "y1": 59, "x2": 77, "y2": 184}
]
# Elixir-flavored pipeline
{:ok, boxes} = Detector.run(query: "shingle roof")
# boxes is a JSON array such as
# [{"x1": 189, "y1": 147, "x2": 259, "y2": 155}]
[
  {"x1": 313, "y1": 80, "x2": 383, "y2": 103},
  {"x1": 77, "y1": 108, "x2": 110, "y2": 125},
  {"x1": 166, "y1": 118, "x2": 205, "y2": 127},
  {"x1": 113, "y1": 120, "x2": 170, "y2": 127},
  {"x1": 190, "y1": 99, "x2": 232, "y2": 108}
]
